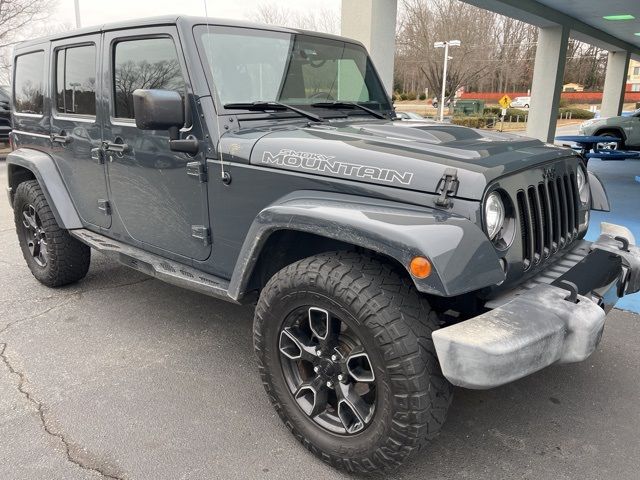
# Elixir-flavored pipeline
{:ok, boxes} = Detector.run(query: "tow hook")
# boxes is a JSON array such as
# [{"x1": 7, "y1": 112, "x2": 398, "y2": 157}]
[
  {"x1": 558, "y1": 280, "x2": 579, "y2": 304},
  {"x1": 614, "y1": 236, "x2": 630, "y2": 252}
]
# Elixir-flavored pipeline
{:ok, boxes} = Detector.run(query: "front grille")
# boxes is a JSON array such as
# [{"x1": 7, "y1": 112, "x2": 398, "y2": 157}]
[{"x1": 516, "y1": 172, "x2": 579, "y2": 270}]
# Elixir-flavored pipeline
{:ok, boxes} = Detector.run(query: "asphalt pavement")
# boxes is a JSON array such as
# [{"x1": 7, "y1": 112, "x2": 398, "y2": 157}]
[{"x1": 1, "y1": 160, "x2": 639, "y2": 480}]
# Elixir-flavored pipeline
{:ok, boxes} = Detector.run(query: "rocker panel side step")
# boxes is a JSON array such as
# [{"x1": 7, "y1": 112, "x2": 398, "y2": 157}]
[{"x1": 70, "y1": 229, "x2": 235, "y2": 302}]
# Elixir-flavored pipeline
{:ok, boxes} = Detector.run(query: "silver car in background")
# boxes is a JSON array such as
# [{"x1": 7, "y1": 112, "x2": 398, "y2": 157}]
[{"x1": 579, "y1": 108, "x2": 640, "y2": 150}]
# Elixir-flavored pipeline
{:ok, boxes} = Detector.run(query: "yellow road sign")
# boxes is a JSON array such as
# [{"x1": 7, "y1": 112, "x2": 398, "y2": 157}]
[{"x1": 498, "y1": 95, "x2": 512, "y2": 109}]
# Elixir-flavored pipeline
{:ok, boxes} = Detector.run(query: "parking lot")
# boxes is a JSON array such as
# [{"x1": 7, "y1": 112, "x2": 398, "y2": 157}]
[{"x1": 1, "y1": 159, "x2": 639, "y2": 480}]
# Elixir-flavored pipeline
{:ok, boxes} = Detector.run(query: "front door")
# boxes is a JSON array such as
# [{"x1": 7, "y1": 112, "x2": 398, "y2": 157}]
[
  {"x1": 50, "y1": 35, "x2": 111, "y2": 228},
  {"x1": 102, "y1": 27, "x2": 211, "y2": 260}
]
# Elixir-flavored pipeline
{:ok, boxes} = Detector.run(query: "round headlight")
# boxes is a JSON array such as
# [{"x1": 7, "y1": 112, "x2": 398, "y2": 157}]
[
  {"x1": 485, "y1": 192, "x2": 505, "y2": 240},
  {"x1": 576, "y1": 167, "x2": 586, "y2": 192},
  {"x1": 576, "y1": 166, "x2": 590, "y2": 203}
]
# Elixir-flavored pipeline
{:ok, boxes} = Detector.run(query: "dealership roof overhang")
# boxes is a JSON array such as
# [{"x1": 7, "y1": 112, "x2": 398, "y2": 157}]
[{"x1": 463, "y1": 0, "x2": 640, "y2": 59}]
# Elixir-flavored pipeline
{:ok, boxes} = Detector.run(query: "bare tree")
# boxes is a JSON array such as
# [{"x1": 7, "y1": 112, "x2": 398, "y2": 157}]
[
  {"x1": 395, "y1": 0, "x2": 606, "y2": 97},
  {"x1": 250, "y1": 3, "x2": 340, "y2": 34},
  {"x1": 397, "y1": 0, "x2": 501, "y2": 100},
  {"x1": 0, "y1": 0, "x2": 67, "y2": 85},
  {"x1": 564, "y1": 40, "x2": 607, "y2": 90},
  {"x1": 115, "y1": 59, "x2": 183, "y2": 116}
]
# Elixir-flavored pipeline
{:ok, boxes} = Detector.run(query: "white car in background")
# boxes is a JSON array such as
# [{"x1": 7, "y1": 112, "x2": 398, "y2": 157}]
[
  {"x1": 578, "y1": 108, "x2": 640, "y2": 150},
  {"x1": 509, "y1": 96, "x2": 531, "y2": 108}
]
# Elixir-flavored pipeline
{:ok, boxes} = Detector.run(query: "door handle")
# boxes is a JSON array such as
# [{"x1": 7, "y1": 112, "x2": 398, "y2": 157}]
[
  {"x1": 102, "y1": 139, "x2": 130, "y2": 154},
  {"x1": 51, "y1": 132, "x2": 72, "y2": 144}
]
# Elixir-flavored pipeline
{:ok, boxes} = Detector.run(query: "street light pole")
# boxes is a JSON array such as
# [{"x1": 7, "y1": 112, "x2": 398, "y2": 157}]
[
  {"x1": 434, "y1": 40, "x2": 461, "y2": 122},
  {"x1": 74, "y1": 0, "x2": 81, "y2": 28}
]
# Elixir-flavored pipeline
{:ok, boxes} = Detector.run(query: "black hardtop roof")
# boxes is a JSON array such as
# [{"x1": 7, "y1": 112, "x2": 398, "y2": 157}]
[{"x1": 15, "y1": 15, "x2": 363, "y2": 51}]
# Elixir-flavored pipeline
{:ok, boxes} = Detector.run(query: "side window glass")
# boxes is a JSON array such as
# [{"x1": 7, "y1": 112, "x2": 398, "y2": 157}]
[
  {"x1": 14, "y1": 51, "x2": 45, "y2": 114},
  {"x1": 113, "y1": 37, "x2": 185, "y2": 119},
  {"x1": 56, "y1": 44, "x2": 97, "y2": 116}
]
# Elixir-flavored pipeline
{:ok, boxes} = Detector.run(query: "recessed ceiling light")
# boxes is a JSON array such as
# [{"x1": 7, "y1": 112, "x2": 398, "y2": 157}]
[
  {"x1": 603, "y1": 14, "x2": 635, "y2": 20},
  {"x1": 635, "y1": 32, "x2": 640, "y2": 36}
]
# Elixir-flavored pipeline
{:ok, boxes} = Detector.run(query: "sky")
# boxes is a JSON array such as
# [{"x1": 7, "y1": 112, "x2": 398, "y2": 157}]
[{"x1": 54, "y1": 0, "x2": 341, "y2": 28}]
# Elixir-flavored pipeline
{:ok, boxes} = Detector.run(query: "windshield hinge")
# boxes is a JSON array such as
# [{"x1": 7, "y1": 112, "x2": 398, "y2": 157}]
[
  {"x1": 435, "y1": 168, "x2": 459, "y2": 208},
  {"x1": 191, "y1": 225, "x2": 211, "y2": 246},
  {"x1": 186, "y1": 161, "x2": 208, "y2": 183}
]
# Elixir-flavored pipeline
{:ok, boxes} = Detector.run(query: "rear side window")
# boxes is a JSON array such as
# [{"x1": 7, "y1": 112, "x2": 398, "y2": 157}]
[
  {"x1": 14, "y1": 51, "x2": 45, "y2": 114},
  {"x1": 113, "y1": 37, "x2": 185, "y2": 119},
  {"x1": 56, "y1": 44, "x2": 97, "y2": 116}
]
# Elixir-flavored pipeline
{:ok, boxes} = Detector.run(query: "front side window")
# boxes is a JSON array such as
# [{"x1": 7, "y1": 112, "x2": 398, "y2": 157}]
[
  {"x1": 56, "y1": 44, "x2": 97, "y2": 115},
  {"x1": 113, "y1": 37, "x2": 185, "y2": 119},
  {"x1": 14, "y1": 51, "x2": 45, "y2": 114},
  {"x1": 195, "y1": 26, "x2": 390, "y2": 111}
]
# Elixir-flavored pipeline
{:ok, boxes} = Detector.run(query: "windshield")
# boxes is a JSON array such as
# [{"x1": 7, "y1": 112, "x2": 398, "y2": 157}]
[{"x1": 195, "y1": 25, "x2": 391, "y2": 112}]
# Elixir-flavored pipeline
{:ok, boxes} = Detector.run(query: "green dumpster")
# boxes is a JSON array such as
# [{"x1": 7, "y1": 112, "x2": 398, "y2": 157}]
[{"x1": 454, "y1": 99, "x2": 485, "y2": 116}]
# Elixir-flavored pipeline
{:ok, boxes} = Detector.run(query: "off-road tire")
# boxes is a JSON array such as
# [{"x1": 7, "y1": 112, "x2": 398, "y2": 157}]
[
  {"x1": 13, "y1": 180, "x2": 90, "y2": 287},
  {"x1": 254, "y1": 252, "x2": 453, "y2": 473}
]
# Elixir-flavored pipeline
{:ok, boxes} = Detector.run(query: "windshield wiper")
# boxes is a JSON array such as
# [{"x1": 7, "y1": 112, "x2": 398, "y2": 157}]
[
  {"x1": 223, "y1": 101, "x2": 324, "y2": 123},
  {"x1": 310, "y1": 101, "x2": 388, "y2": 120}
]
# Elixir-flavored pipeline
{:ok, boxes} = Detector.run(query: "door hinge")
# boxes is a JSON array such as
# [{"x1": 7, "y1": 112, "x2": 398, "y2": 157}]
[
  {"x1": 91, "y1": 147, "x2": 105, "y2": 164},
  {"x1": 186, "y1": 161, "x2": 208, "y2": 183},
  {"x1": 191, "y1": 225, "x2": 211, "y2": 245},
  {"x1": 97, "y1": 199, "x2": 111, "y2": 215},
  {"x1": 435, "y1": 168, "x2": 459, "y2": 208}
]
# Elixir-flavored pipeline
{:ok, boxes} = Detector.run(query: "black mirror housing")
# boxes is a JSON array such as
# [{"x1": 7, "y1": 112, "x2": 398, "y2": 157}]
[{"x1": 133, "y1": 89, "x2": 184, "y2": 131}]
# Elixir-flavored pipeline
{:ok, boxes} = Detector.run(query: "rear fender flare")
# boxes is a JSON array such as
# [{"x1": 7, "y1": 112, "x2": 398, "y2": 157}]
[
  {"x1": 6, "y1": 148, "x2": 82, "y2": 229},
  {"x1": 228, "y1": 191, "x2": 505, "y2": 300}
]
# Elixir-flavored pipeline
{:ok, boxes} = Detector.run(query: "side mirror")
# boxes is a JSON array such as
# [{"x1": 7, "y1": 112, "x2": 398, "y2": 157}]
[
  {"x1": 132, "y1": 89, "x2": 199, "y2": 155},
  {"x1": 133, "y1": 89, "x2": 184, "y2": 131}
]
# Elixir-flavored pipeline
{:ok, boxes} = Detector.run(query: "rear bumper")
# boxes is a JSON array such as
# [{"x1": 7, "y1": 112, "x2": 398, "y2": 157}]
[{"x1": 433, "y1": 222, "x2": 639, "y2": 389}]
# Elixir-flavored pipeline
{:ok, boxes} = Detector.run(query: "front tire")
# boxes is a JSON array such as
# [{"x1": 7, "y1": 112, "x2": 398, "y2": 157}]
[
  {"x1": 254, "y1": 252, "x2": 452, "y2": 473},
  {"x1": 13, "y1": 180, "x2": 90, "y2": 287},
  {"x1": 596, "y1": 129, "x2": 626, "y2": 150}
]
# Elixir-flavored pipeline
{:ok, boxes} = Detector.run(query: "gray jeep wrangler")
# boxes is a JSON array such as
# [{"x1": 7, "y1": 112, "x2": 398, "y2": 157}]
[{"x1": 6, "y1": 15, "x2": 640, "y2": 473}]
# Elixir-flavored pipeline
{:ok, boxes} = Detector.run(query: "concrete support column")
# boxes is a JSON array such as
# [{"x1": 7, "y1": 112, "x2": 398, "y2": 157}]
[
  {"x1": 341, "y1": 0, "x2": 398, "y2": 95},
  {"x1": 601, "y1": 50, "x2": 631, "y2": 117},
  {"x1": 526, "y1": 25, "x2": 569, "y2": 143}
]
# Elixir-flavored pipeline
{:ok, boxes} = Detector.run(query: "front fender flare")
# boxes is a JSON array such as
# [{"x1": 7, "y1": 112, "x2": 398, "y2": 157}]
[
  {"x1": 7, "y1": 148, "x2": 82, "y2": 229},
  {"x1": 228, "y1": 191, "x2": 505, "y2": 299},
  {"x1": 588, "y1": 171, "x2": 610, "y2": 212}
]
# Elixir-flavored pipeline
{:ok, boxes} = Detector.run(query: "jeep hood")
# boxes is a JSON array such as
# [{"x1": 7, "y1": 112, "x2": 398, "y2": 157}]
[{"x1": 220, "y1": 120, "x2": 576, "y2": 200}]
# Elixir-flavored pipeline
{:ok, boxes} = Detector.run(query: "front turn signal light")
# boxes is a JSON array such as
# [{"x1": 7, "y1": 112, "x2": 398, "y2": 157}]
[{"x1": 410, "y1": 256, "x2": 432, "y2": 279}]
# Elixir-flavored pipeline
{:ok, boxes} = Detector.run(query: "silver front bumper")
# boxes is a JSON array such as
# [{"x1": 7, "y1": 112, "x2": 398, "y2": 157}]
[{"x1": 433, "y1": 223, "x2": 638, "y2": 389}]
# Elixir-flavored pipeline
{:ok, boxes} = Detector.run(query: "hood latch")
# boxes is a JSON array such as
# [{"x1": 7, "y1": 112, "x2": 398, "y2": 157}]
[{"x1": 435, "y1": 168, "x2": 459, "y2": 208}]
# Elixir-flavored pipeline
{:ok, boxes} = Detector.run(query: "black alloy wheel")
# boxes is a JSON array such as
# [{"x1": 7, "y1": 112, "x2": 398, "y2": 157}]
[
  {"x1": 20, "y1": 203, "x2": 48, "y2": 267},
  {"x1": 279, "y1": 305, "x2": 376, "y2": 435}
]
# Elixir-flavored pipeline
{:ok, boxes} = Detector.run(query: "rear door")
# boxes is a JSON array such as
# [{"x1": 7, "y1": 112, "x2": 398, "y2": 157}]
[
  {"x1": 50, "y1": 35, "x2": 111, "y2": 228},
  {"x1": 101, "y1": 26, "x2": 211, "y2": 260}
]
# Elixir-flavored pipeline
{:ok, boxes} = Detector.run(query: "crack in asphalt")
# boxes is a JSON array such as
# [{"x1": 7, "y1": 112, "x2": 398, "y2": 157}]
[
  {"x1": 0, "y1": 277, "x2": 150, "y2": 479},
  {"x1": 0, "y1": 296, "x2": 79, "y2": 339},
  {"x1": 0, "y1": 343, "x2": 125, "y2": 480}
]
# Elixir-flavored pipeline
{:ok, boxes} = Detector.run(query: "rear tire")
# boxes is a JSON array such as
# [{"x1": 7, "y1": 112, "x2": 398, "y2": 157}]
[
  {"x1": 254, "y1": 252, "x2": 453, "y2": 473},
  {"x1": 13, "y1": 180, "x2": 90, "y2": 287}
]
